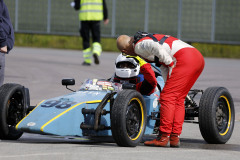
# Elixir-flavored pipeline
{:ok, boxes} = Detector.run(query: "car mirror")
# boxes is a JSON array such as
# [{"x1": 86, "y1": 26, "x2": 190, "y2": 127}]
[{"x1": 62, "y1": 79, "x2": 75, "y2": 86}]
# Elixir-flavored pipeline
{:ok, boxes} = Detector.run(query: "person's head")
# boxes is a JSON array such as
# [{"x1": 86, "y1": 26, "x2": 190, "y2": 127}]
[
  {"x1": 115, "y1": 54, "x2": 140, "y2": 79},
  {"x1": 116, "y1": 35, "x2": 137, "y2": 56}
]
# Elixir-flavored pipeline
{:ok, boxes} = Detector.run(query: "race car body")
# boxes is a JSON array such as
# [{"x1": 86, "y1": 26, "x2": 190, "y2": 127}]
[
  {"x1": 16, "y1": 76, "x2": 164, "y2": 138},
  {"x1": 0, "y1": 64, "x2": 235, "y2": 147}
]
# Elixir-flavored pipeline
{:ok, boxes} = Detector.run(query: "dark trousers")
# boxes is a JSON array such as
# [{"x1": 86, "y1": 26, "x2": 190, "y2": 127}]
[
  {"x1": 80, "y1": 21, "x2": 101, "y2": 49},
  {"x1": 0, "y1": 52, "x2": 5, "y2": 86}
]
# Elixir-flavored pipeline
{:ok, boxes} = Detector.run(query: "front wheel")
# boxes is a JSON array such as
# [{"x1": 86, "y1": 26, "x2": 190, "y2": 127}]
[
  {"x1": 0, "y1": 83, "x2": 28, "y2": 140},
  {"x1": 111, "y1": 89, "x2": 147, "y2": 147},
  {"x1": 199, "y1": 87, "x2": 235, "y2": 144}
]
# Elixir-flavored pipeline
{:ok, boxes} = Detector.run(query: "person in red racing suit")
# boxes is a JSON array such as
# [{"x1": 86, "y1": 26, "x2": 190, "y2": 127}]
[
  {"x1": 113, "y1": 54, "x2": 157, "y2": 96},
  {"x1": 116, "y1": 32, "x2": 205, "y2": 147}
]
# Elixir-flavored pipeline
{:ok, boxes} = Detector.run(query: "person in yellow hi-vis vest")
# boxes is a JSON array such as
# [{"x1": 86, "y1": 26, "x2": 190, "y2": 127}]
[{"x1": 72, "y1": 0, "x2": 109, "y2": 66}]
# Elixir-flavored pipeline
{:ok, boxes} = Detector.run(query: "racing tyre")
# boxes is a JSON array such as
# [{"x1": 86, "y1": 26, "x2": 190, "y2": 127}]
[
  {"x1": 111, "y1": 89, "x2": 147, "y2": 147},
  {"x1": 0, "y1": 83, "x2": 27, "y2": 140},
  {"x1": 199, "y1": 87, "x2": 235, "y2": 144}
]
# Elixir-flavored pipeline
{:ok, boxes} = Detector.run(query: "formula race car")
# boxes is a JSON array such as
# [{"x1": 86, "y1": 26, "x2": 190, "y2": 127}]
[{"x1": 0, "y1": 65, "x2": 235, "y2": 147}]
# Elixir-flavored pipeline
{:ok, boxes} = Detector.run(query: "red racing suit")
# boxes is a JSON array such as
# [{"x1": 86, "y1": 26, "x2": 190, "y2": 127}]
[
  {"x1": 114, "y1": 62, "x2": 157, "y2": 96},
  {"x1": 134, "y1": 34, "x2": 205, "y2": 135}
]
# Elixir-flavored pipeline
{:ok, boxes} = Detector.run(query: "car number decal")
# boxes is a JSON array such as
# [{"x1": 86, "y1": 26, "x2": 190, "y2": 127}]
[{"x1": 41, "y1": 100, "x2": 77, "y2": 109}]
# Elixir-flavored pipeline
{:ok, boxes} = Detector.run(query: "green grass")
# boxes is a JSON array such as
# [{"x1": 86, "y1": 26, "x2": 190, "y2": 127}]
[
  {"x1": 192, "y1": 43, "x2": 240, "y2": 59},
  {"x1": 15, "y1": 33, "x2": 119, "y2": 52},
  {"x1": 15, "y1": 33, "x2": 240, "y2": 58},
  {"x1": 15, "y1": 33, "x2": 83, "y2": 50}
]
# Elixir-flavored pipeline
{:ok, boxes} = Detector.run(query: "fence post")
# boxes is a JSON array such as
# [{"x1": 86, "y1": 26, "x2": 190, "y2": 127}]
[
  {"x1": 47, "y1": 0, "x2": 52, "y2": 33},
  {"x1": 177, "y1": 0, "x2": 182, "y2": 39},
  {"x1": 15, "y1": 0, "x2": 19, "y2": 32},
  {"x1": 144, "y1": 0, "x2": 149, "y2": 32},
  {"x1": 111, "y1": 0, "x2": 116, "y2": 37},
  {"x1": 211, "y1": 0, "x2": 216, "y2": 42}
]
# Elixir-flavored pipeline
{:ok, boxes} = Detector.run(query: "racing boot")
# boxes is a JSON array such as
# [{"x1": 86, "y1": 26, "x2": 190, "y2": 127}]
[
  {"x1": 144, "y1": 133, "x2": 170, "y2": 147},
  {"x1": 170, "y1": 133, "x2": 180, "y2": 148},
  {"x1": 82, "y1": 47, "x2": 92, "y2": 66},
  {"x1": 92, "y1": 42, "x2": 102, "y2": 65}
]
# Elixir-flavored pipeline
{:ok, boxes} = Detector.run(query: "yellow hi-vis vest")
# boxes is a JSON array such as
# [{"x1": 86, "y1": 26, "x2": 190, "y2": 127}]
[{"x1": 79, "y1": 0, "x2": 104, "y2": 21}]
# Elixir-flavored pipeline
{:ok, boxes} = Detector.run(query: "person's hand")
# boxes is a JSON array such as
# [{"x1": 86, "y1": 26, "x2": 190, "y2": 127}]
[
  {"x1": 168, "y1": 65, "x2": 174, "y2": 78},
  {"x1": 104, "y1": 19, "x2": 109, "y2": 25},
  {"x1": 0, "y1": 46, "x2": 7, "y2": 53},
  {"x1": 168, "y1": 60, "x2": 176, "y2": 78},
  {"x1": 168, "y1": 57, "x2": 177, "y2": 78},
  {"x1": 127, "y1": 55, "x2": 146, "y2": 67}
]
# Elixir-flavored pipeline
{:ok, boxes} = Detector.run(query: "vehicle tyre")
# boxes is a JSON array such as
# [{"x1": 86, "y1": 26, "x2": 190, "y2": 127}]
[
  {"x1": 111, "y1": 89, "x2": 147, "y2": 147},
  {"x1": 0, "y1": 83, "x2": 27, "y2": 140},
  {"x1": 199, "y1": 87, "x2": 235, "y2": 144}
]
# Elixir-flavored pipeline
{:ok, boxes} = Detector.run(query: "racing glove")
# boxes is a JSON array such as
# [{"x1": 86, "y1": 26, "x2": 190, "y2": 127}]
[{"x1": 126, "y1": 55, "x2": 147, "y2": 67}]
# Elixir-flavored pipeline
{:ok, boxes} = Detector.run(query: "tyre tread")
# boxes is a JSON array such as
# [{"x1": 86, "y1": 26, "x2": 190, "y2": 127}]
[
  {"x1": 111, "y1": 89, "x2": 146, "y2": 147},
  {"x1": 199, "y1": 87, "x2": 235, "y2": 144},
  {"x1": 0, "y1": 83, "x2": 24, "y2": 140}
]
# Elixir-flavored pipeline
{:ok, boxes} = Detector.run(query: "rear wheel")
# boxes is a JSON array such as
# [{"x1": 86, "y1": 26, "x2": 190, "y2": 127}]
[
  {"x1": 0, "y1": 83, "x2": 27, "y2": 140},
  {"x1": 199, "y1": 87, "x2": 235, "y2": 144},
  {"x1": 111, "y1": 89, "x2": 147, "y2": 147}
]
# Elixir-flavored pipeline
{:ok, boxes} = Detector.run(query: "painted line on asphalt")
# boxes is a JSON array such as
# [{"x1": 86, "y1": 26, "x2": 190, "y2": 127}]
[{"x1": 0, "y1": 149, "x2": 219, "y2": 158}]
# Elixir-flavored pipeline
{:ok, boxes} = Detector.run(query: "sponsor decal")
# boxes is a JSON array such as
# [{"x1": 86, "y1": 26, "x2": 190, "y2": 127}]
[
  {"x1": 153, "y1": 98, "x2": 158, "y2": 109},
  {"x1": 27, "y1": 122, "x2": 36, "y2": 127}
]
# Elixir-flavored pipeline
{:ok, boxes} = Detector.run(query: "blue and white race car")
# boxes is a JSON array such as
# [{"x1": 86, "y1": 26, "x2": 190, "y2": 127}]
[{"x1": 0, "y1": 65, "x2": 235, "y2": 147}]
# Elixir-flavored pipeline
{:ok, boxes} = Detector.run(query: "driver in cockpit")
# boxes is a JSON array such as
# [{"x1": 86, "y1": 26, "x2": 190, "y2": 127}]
[{"x1": 112, "y1": 54, "x2": 157, "y2": 96}]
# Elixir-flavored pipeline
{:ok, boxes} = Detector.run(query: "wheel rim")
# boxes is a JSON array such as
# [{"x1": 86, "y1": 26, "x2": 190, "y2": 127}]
[
  {"x1": 216, "y1": 96, "x2": 231, "y2": 136},
  {"x1": 126, "y1": 98, "x2": 144, "y2": 140},
  {"x1": 6, "y1": 90, "x2": 25, "y2": 127}
]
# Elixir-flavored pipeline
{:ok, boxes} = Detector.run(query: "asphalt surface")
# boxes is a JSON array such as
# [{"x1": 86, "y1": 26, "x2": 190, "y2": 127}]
[{"x1": 1, "y1": 47, "x2": 240, "y2": 160}]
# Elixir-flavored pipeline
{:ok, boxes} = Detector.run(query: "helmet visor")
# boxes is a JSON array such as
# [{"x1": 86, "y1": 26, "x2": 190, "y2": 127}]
[{"x1": 116, "y1": 61, "x2": 136, "y2": 69}]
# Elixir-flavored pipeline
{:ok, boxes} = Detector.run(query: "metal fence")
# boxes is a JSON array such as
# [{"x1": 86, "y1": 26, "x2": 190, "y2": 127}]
[{"x1": 5, "y1": 0, "x2": 240, "y2": 45}]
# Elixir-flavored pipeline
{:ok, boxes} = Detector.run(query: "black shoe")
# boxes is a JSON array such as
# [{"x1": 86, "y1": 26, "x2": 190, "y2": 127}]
[
  {"x1": 93, "y1": 53, "x2": 100, "y2": 65},
  {"x1": 82, "y1": 62, "x2": 91, "y2": 66}
]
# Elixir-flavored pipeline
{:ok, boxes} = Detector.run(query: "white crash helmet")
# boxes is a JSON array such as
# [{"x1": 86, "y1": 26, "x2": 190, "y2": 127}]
[{"x1": 115, "y1": 54, "x2": 140, "y2": 78}]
